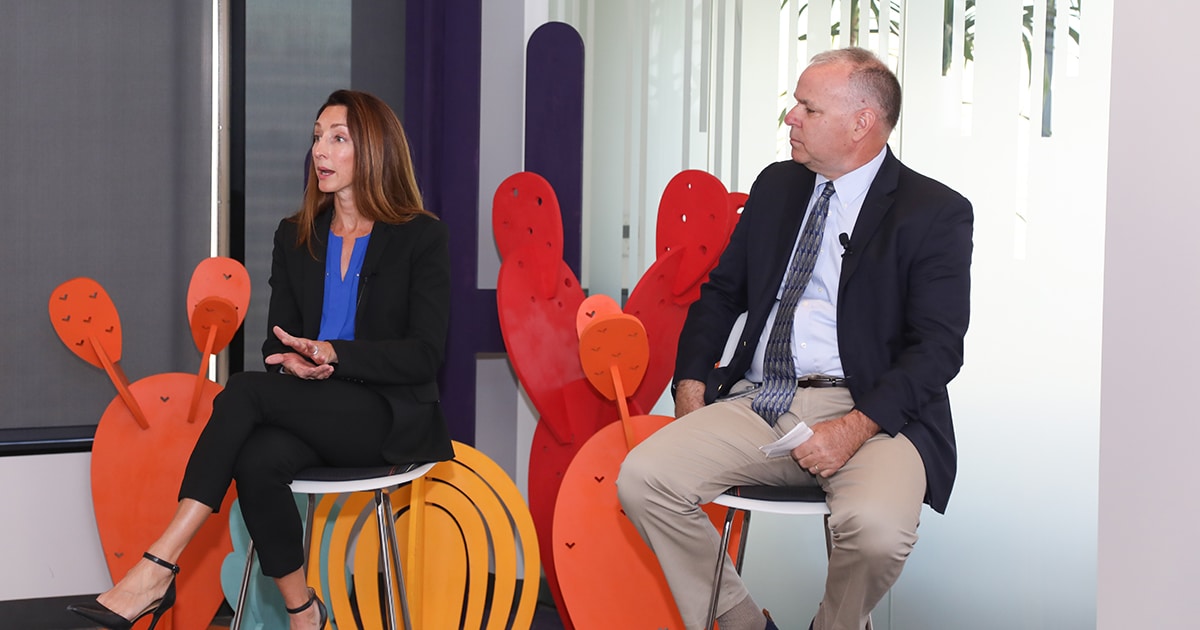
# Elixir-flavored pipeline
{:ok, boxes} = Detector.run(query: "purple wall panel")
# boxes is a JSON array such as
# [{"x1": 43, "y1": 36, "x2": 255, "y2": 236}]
[
  {"x1": 525, "y1": 23, "x2": 586, "y2": 277},
  {"x1": 404, "y1": 0, "x2": 503, "y2": 445}
]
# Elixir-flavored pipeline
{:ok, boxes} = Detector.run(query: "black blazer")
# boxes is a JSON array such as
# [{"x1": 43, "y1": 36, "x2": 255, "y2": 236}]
[
  {"x1": 676, "y1": 149, "x2": 973, "y2": 513},
  {"x1": 262, "y1": 210, "x2": 454, "y2": 465}
]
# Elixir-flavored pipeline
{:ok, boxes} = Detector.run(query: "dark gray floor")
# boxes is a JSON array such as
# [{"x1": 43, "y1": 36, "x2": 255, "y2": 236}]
[
  {"x1": 530, "y1": 602, "x2": 568, "y2": 629},
  {"x1": 12, "y1": 596, "x2": 567, "y2": 629}
]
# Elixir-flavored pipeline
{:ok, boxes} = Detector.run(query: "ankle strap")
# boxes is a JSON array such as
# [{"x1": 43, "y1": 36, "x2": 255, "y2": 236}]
[
  {"x1": 286, "y1": 587, "x2": 318, "y2": 615},
  {"x1": 142, "y1": 552, "x2": 180, "y2": 574}
]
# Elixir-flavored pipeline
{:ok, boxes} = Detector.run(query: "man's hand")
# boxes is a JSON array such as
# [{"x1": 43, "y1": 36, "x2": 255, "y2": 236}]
[
  {"x1": 790, "y1": 409, "x2": 881, "y2": 478},
  {"x1": 673, "y1": 379, "x2": 707, "y2": 418}
]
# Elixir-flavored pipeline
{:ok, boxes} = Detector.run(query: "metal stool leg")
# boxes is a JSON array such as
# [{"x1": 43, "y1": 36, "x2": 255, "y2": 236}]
[
  {"x1": 303, "y1": 493, "x2": 317, "y2": 564},
  {"x1": 705, "y1": 507, "x2": 742, "y2": 630},
  {"x1": 380, "y1": 489, "x2": 413, "y2": 629},
  {"x1": 823, "y1": 513, "x2": 832, "y2": 557},
  {"x1": 733, "y1": 510, "x2": 752, "y2": 573},
  {"x1": 375, "y1": 489, "x2": 402, "y2": 630},
  {"x1": 229, "y1": 540, "x2": 256, "y2": 630}
]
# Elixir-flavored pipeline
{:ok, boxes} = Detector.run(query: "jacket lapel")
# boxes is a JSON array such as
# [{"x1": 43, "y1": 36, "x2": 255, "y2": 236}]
[
  {"x1": 759, "y1": 165, "x2": 817, "y2": 305},
  {"x1": 353, "y1": 219, "x2": 397, "y2": 334},
  {"x1": 361, "y1": 219, "x2": 395, "y2": 280},
  {"x1": 839, "y1": 147, "x2": 899, "y2": 291},
  {"x1": 302, "y1": 211, "x2": 334, "y2": 338}
]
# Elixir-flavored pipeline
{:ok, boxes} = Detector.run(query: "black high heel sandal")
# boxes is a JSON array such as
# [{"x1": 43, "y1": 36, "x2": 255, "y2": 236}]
[
  {"x1": 66, "y1": 552, "x2": 180, "y2": 630},
  {"x1": 287, "y1": 587, "x2": 329, "y2": 630}
]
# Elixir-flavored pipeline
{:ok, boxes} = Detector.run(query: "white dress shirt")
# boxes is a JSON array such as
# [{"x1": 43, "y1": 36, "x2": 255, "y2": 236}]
[{"x1": 745, "y1": 146, "x2": 888, "y2": 382}]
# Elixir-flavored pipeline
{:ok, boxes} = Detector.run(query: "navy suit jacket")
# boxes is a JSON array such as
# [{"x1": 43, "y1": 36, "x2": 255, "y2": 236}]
[
  {"x1": 262, "y1": 210, "x2": 455, "y2": 465},
  {"x1": 675, "y1": 149, "x2": 973, "y2": 513}
]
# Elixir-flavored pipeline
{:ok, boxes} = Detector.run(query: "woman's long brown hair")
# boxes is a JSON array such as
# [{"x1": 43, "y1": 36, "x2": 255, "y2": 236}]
[{"x1": 292, "y1": 89, "x2": 435, "y2": 254}]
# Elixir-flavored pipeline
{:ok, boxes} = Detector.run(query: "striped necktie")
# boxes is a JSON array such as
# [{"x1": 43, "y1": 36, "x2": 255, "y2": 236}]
[{"x1": 751, "y1": 182, "x2": 835, "y2": 426}]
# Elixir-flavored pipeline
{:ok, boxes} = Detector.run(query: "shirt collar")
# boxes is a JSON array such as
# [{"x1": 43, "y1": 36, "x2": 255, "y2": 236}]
[{"x1": 815, "y1": 145, "x2": 888, "y2": 208}]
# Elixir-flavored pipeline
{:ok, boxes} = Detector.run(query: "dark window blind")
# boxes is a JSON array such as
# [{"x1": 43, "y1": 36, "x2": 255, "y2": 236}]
[{"x1": 0, "y1": 1, "x2": 212, "y2": 445}]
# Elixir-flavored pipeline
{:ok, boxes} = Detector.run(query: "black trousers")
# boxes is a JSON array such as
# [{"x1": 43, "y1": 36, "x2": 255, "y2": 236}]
[{"x1": 179, "y1": 371, "x2": 393, "y2": 577}]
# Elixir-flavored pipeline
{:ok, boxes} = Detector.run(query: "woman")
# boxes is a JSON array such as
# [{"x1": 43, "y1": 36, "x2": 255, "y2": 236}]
[{"x1": 68, "y1": 90, "x2": 454, "y2": 630}]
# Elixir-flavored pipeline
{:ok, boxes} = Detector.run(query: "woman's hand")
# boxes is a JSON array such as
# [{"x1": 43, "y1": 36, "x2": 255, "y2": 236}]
[{"x1": 265, "y1": 326, "x2": 337, "y2": 380}]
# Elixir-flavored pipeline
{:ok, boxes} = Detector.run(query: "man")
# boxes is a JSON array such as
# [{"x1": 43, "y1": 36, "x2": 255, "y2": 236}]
[{"x1": 617, "y1": 47, "x2": 972, "y2": 630}]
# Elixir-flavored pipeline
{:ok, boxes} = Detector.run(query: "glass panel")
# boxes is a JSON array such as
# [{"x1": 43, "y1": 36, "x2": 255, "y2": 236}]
[
  {"x1": 241, "y1": 0, "x2": 350, "y2": 369},
  {"x1": 549, "y1": 1, "x2": 1110, "y2": 626}
]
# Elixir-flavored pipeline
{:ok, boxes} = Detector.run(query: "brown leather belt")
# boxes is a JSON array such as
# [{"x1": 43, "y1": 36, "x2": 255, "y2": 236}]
[{"x1": 795, "y1": 376, "x2": 847, "y2": 388}]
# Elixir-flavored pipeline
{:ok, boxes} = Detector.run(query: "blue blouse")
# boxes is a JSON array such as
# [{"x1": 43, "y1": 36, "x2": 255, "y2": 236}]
[{"x1": 318, "y1": 230, "x2": 371, "y2": 342}]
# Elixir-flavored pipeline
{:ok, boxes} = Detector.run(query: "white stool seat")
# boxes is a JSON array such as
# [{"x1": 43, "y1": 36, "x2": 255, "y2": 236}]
[
  {"x1": 711, "y1": 489, "x2": 830, "y2": 516},
  {"x1": 289, "y1": 461, "x2": 437, "y2": 494}
]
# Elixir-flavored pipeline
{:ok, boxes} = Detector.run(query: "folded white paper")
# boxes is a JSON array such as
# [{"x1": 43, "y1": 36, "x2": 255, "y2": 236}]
[{"x1": 759, "y1": 421, "x2": 813, "y2": 458}]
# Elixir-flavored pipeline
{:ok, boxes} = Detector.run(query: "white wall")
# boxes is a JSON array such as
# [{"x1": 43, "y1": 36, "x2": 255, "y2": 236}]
[
  {"x1": 884, "y1": 2, "x2": 1109, "y2": 628},
  {"x1": 1096, "y1": 0, "x2": 1200, "y2": 627},
  {"x1": 0, "y1": 454, "x2": 110, "y2": 598},
  {"x1": 471, "y1": 0, "x2": 530, "y2": 483}
]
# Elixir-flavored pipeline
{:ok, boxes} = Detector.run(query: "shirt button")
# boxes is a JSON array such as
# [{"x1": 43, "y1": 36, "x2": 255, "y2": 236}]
[{"x1": 800, "y1": 342, "x2": 808, "y2": 349}]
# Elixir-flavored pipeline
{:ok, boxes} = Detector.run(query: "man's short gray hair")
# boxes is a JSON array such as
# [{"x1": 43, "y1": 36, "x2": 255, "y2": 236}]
[{"x1": 810, "y1": 47, "x2": 901, "y2": 129}]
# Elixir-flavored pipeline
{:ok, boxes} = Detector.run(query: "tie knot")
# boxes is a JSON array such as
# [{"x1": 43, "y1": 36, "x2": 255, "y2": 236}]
[{"x1": 819, "y1": 182, "x2": 835, "y2": 201}]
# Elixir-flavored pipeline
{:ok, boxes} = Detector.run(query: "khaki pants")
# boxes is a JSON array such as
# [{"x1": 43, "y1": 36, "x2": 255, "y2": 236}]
[{"x1": 616, "y1": 383, "x2": 925, "y2": 630}]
